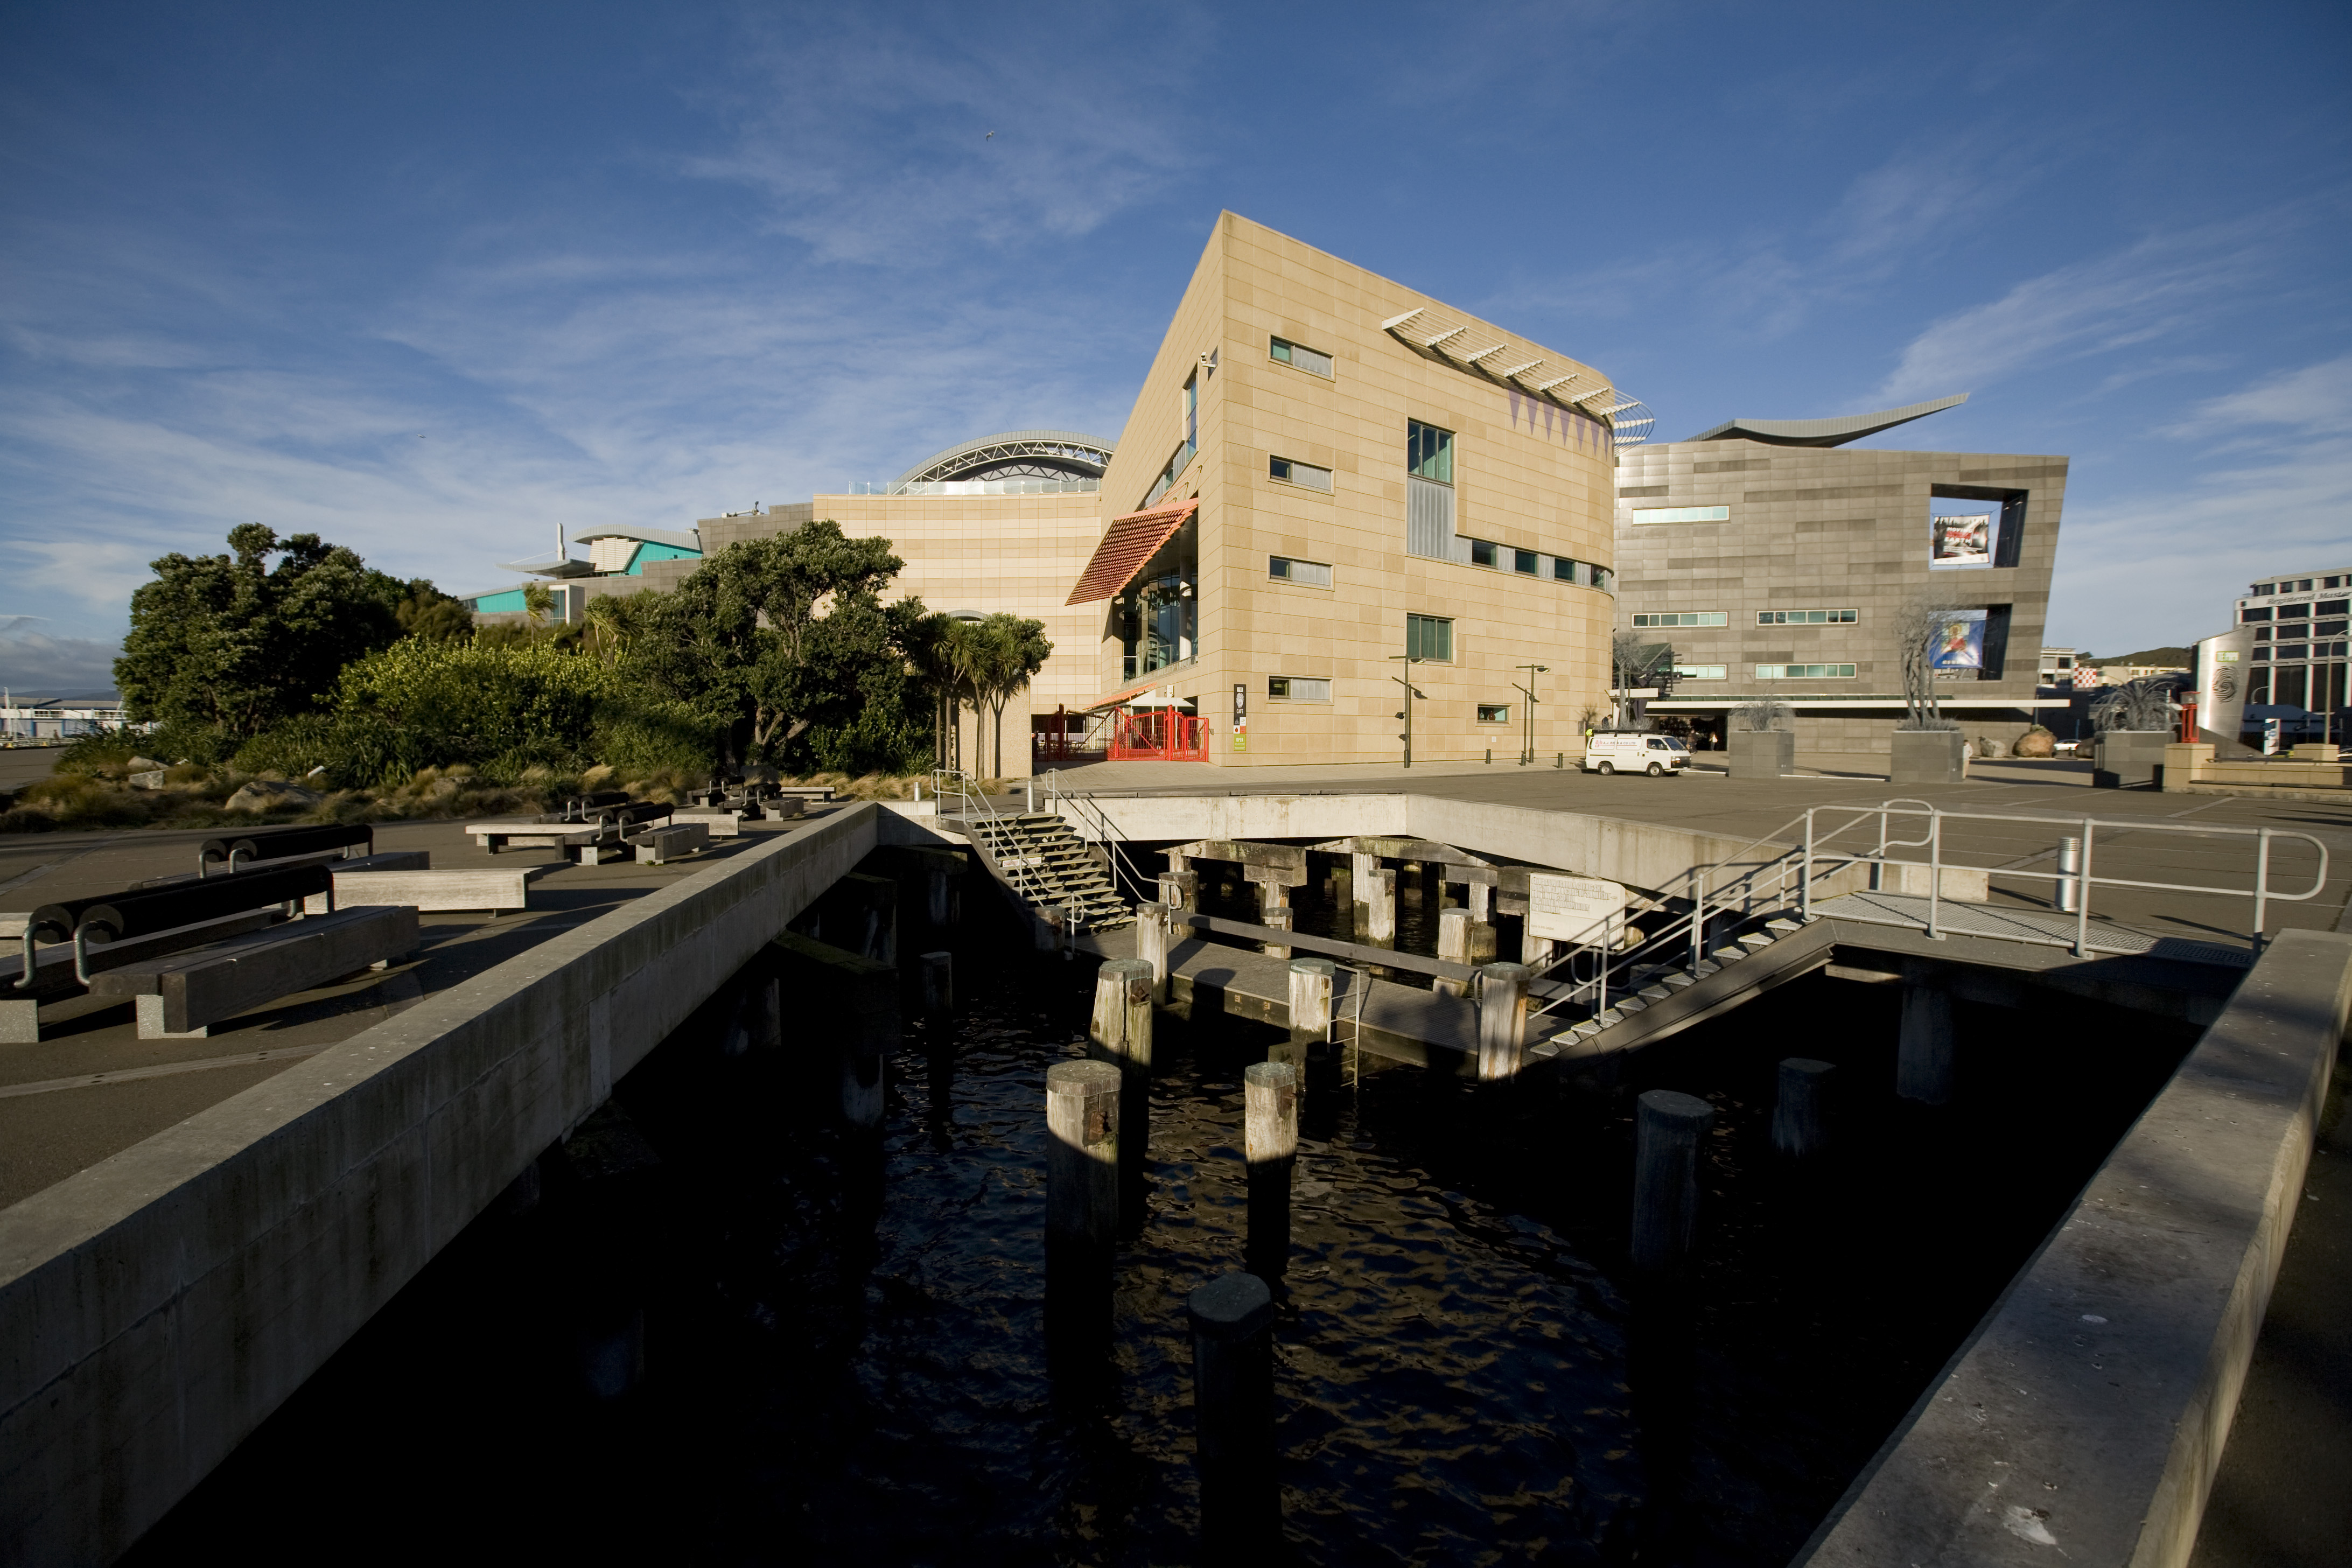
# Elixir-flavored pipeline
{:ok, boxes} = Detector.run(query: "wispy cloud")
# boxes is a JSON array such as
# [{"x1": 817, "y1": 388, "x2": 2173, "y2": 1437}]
[{"x1": 0, "y1": 622, "x2": 120, "y2": 695}]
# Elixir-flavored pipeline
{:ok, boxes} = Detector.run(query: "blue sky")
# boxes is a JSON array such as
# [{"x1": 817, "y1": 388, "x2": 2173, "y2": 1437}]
[{"x1": 3, "y1": 0, "x2": 2347, "y2": 692}]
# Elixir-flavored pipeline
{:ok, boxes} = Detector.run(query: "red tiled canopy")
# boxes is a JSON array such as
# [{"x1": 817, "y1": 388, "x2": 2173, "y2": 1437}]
[{"x1": 1064, "y1": 499, "x2": 1198, "y2": 605}]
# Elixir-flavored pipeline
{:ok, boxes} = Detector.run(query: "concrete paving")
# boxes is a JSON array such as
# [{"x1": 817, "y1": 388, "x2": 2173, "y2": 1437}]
[
  {"x1": 0, "y1": 809, "x2": 855, "y2": 1212},
  {"x1": 0, "y1": 745, "x2": 66, "y2": 794}
]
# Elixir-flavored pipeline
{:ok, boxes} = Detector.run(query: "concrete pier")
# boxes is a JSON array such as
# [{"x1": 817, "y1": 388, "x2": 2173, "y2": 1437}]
[{"x1": 1896, "y1": 962, "x2": 1955, "y2": 1105}]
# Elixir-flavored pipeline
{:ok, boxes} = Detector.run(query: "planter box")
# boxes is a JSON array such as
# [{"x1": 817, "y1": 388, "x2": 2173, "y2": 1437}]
[
  {"x1": 1889, "y1": 729, "x2": 1965, "y2": 786},
  {"x1": 2094, "y1": 730, "x2": 2173, "y2": 789},
  {"x1": 1726, "y1": 729, "x2": 1795, "y2": 779}
]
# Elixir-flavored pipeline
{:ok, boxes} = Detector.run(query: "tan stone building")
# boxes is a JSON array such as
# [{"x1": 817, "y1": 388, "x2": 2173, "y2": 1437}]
[{"x1": 1067, "y1": 212, "x2": 1630, "y2": 768}]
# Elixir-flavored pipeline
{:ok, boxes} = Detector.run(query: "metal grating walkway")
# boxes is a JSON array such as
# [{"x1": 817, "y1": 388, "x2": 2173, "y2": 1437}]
[{"x1": 1812, "y1": 891, "x2": 2256, "y2": 968}]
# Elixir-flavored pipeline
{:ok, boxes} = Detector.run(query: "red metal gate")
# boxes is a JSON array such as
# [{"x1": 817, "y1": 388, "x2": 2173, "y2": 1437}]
[{"x1": 1108, "y1": 708, "x2": 1207, "y2": 760}]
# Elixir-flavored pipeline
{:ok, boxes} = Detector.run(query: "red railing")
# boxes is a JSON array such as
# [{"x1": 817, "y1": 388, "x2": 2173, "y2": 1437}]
[{"x1": 1107, "y1": 709, "x2": 1207, "y2": 761}]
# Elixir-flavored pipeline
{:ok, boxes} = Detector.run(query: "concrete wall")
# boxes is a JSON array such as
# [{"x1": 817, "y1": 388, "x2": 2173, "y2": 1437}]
[
  {"x1": 0, "y1": 806, "x2": 882, "y2": 1564},
  {"x1": 1798, "y1": 928, "x2": 2352, "y2": 1567}
]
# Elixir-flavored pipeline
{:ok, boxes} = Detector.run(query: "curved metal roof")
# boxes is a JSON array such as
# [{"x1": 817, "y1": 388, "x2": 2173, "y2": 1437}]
[
  {"x1": 1683, "y1": 393, "x2": 1968, "y2": 447},
  {"x1": 891, "y1": 429, "x2": 1117, "y2": 490}
]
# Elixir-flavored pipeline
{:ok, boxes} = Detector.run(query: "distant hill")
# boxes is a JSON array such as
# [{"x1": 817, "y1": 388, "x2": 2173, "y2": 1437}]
[{"x1": 2088, "y1": 646, "x2": 2192, "y2": 668}]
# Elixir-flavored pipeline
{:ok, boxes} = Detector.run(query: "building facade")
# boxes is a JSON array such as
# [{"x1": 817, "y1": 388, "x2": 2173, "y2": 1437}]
[
  {"x1": 1615, "y1": 401, "x2": 2068, "y2": 761},
  {"x1": 2233, "y1": 566, "x2": 2350, "y2": 731},
  {"x1": 457, "y1": 525, "x2": 706, "y2": 626},
  {"x1": 1068, "y1": 212, "x2": 1628, "y2": 767}
]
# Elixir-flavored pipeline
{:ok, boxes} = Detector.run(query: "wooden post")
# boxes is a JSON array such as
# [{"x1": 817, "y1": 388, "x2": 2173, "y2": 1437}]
[
  {"x1": 1244, "y1": 1062, "x2": 1297, "y2": 1283},
  {"x1": 1632, "y1": 1089, "x2": 1714, "y2": 1272},
  {"x1": 1467, "y1": 880, "x2": 1492, "y2": 921},
  {"x1": 1137, "y1": 901, "x2": 1173, "y2": 1003},
  {"x1": 1045, "y1": 1060, "x2": 1121, "y2": 1251},
  {"x1": 1772, "y1": 1057, "x2": 1834, "y2": 1158},
  {"x1": 1284, "y1": 957, "x2": 1334, "y2": 1063},
  {"x1": 919, "y1": 951, "x2": 953, "y2": 1033},
  {"x1": 1090, "y1": 958, "x2": 1155, "y2": 1076},
  {"x1": 1261, "y1": 906, "x2": 1292, "y2": 958},
  {"x1": 1471, "y1": 921, "x2": 1500, "y2": 965},
  {"x1": 1349, "y1": 852, "x2": 1379, "y2": 935},
  {"x1": 1436, "y1": 908, "x2": 1472, "y2": 996},
  {"x1": 1898, "y1": 962, "x2": 1955, "y2": 1105},
  {"x1": 927, "y1": 867, "x2": 953, "y2": 927},
  {"x1": 1354, "y1": 865, "x2": 1396, "y2": 949},
  {"x1": 1187, "y1": 1271, "x2": 1279, "y2": 1543},
  {"x1": 1475, "y1": 962, "x2": 1530, "y2": 1082},
  {"x1": 1160, "y1": 869, "x2": 1199, "y2": 913}
]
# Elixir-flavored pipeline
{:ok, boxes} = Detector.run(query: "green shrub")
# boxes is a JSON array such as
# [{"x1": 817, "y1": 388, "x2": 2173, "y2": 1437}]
[{"x1": 327, "y1": 639, "x2": 613, "y2": 785}]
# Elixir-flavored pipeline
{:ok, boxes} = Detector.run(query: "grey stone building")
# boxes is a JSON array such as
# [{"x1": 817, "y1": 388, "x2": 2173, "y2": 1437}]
[{"x1": 1612, "y1": 396, "x2": 2070, "y2": 764}]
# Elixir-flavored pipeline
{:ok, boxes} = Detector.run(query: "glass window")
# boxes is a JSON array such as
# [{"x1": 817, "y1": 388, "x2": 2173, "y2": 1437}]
[
  {"x1": 1672, "y1": 663, "x2": 1728, "y2": 681},
  {"x1": 1756, "y1": 608, "x2": 1858, "y2": 625},
  {"x1": 1408, "y1": 421, "x2": 1454, "y2": 484},
  {"x1": 1470, "y1": 539, "x2": 1498, "y2": 568},
  {"x1": 1268, "y1": 555, "x2": 1332, "y2": 587},
  {"x1": 1268, "y1": 456, "x2": 1333, "y2": 491},
  {"x1": 1631, "y1": 611, "x2": 1728, "y2": 627},
  {"x1": 2255, "y1": 627, "x2": 2272, "y2": 641},
  {"x1": 2277, "y1": 643, "x2": 2311, "y2": 660},
  {"x1": 1553, "y1": 557, "x2": 1578, "y2": 583},
  {"x1": 1406, "y1": 613, "x2": 1453, "y2": 662},
  {"x1": 1628, "y1": 506, "x2": 1731, "y2": 524},
  {"x1": 1754, "y1": 663, "x2": 1857, "y2": 680},
  {"x1": 2318, "y1": 620, "x2": 2348, "y2": 637},
  {"x1": 1514, "y1": 549, "x2": 1539, "y2": 576},
  {"x1": 2279, "y1": 603, "x2": 2311, "y2": 619},
  {"x1": 1268, "y1": 676, "x2": 1332, "y2": 702},
  {"x1": 2318, "y1": 598, "x2": 2349, "y2": 615},
  {"x1": 1476, "y1": 703, "x2": 1510, "y2": 724},
  {"x1": 1269, "y1": 337, "x2": 1333, "y2": 377},
  {"x1": 2298, "y1": 579, "x2": 2313, "y2": 590},
  {"x1": 1593, "y1": 567, "x2": 1612, "y2": 593},
  {"x1": 2241, "y1": 606, "x2": 2273, "y2": 622},
  {"x1": 1185, "y1": 375, "x2": 1198, "y2": 453},
  {"x1": 2252, "y1": 584, "x2": 2274, "y2": 595}
]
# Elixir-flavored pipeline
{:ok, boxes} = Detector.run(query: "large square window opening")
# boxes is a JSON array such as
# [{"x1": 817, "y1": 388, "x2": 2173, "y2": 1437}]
[
  {"x1": 1114, "y1": 518, "x2": 1198, "y2": 681},
  {"x1": 1406, "y1": 613, "x2": 1453, "y2": 663}
]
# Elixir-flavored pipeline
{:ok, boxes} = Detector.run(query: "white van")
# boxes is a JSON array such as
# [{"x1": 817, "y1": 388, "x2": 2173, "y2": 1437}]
[{"x1": 1583, "y1": 732, "x2": 1689, "y2": 776}]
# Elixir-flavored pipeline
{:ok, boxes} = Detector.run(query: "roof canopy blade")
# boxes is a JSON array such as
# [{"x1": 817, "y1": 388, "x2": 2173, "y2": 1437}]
[
  {"x1": 1683, "y1": 393, "x2": 1969, "y2": 447},
  {"x1": 1065, "y1": 499, "x2": 1198, "y2": 606}
]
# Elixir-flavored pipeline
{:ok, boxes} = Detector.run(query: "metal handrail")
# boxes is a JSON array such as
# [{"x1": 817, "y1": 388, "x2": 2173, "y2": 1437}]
[
  {"x1": 1041, "y1": 771, "x2": 1157, "y2": 906},
  {"x1": 933, "y1": 767, "x2": 1060, "y2": 914},
  {"x1": 1801, "y1": 802, "x2": 2330, "y2": 957}
]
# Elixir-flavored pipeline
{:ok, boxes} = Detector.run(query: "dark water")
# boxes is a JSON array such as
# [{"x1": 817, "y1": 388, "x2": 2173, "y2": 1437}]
[
  {"x1": 132, "y1": 934, "x2": 2196, "y2": 1566},
  {"x1": 1189, "y1": 853, "x2": 1476, "y2": 990}
]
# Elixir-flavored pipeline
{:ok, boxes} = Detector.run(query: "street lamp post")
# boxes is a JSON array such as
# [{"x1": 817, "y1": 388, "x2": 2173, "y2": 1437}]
[
  {"x1": 1514, "y1": 663, "x2": 1548, "y2": 765},
  {"x1": 1389, "y1": 654, "x2": 1426, "y2": 767}
]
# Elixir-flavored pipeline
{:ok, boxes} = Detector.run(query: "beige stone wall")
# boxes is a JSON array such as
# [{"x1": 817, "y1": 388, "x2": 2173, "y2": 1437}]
[{"x1": 1089, "y1": 212, "x2": 1619, "y2": 767}]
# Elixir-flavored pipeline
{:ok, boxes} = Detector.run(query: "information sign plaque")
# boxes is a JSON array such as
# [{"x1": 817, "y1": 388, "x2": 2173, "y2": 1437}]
[{"x1": 1527, "y1": 872, "x2": 1627, "y2": 945}]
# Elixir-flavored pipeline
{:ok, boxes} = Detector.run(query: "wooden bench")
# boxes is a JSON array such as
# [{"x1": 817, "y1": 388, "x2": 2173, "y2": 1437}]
[
  {"x1": 88, "y1": 904, "x2": 421, "y2": 1038},
  {"x1": 629, "y1": 822, "x2": 709, "y2": 864},
  {"x1": 304, "y1": 865, "x2": 542, "y2": 914},
  {"x1": 197, "y1": 822, "x2": 374, "y2": 878},
  {"x1": 5, "y1": 864, "x2": 338, "y2": 1042}
]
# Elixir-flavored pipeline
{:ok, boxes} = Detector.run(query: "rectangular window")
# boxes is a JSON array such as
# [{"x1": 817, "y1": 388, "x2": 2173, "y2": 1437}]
[
  {"x1": 2279, "y1": 602, "x2": 2311, "y2": 619},
  {"x1": 1756, "y1": 608, "x2": 1858, "y2": 625},
  {"x1": 1269, "y1": 337, "x2": 1333, "y2": 377},
  {"x1": 1592, "y1": 566, "x2": 1612, "y2": 592},
  {"x1": 1268, "y1": 456, "x2": 1332, "y2": 491},
  {"x1": 1631, "y1": 611, "x2": 1728, "y2": 628},
  {"x1": 1754, "y1": 663, "x2": 1857, "y2": 680},
  {"x1": 2253, "y1": 646, "x2": 2272, "y2": 662},
  {"x1": 1268, "y1": 676, "x2": 1332, "y2": 702},
  {"x1": 1476, "y1": 703, "x2": 1510, "y2": 724},
  {"x1": 2277, "y1": 643, "x2": 2311, "y2": 661},
  {"x1": 2318, "y1": 620, "x2": 2348, "y2": 637},
  {"x1": 1553, "y1": 557, "x2": 1579, "y2": 583},
  {"x1": 2319, "y1": 598, "x2": 2350, "y2": 614},
  {"x1": 1406, "y1": 613, "x2": 1453, "y2": 662},
  {"x1": 1408, "y1": 421, "x2": 1454, "y2": 484},
  {"x1": 1470, "y1": 539, "x2": 1498, "y2": 568},
  {"x1": 2253, "y1": 584, "x2": 2274, "y2": 595},
  {"x1": 1185, "y1": 375, "x2": 1198, "y2": 453},
  {"x1": 2255, "y1": 627, "x2": 2272, "y2": 641},
  {"x1": 1629, "y1": 505, "x2": 1731, "y2": 524},
  {"x1": 1514, "y1": 548, "x2": 1539, "y2": 576},
  {"x1": 1268, "y1": 555, "x2": 1332, "y2": 587},
  {"x1": 1672, "y1": 664, "x2": 1728, "y2": 681},
  {"x1": 2241, "y1": 606, "x2": 2272, "y2": 622}
]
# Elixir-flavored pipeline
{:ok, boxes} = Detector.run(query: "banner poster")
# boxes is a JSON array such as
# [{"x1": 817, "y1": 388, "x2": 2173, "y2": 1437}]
[
  {"x1": 1930, "y1": 512, "x2": 1994, "y2": 568},
  {"x1": 1928, "y1": 608, "x2": 1988, "y2": 673},
  {"x1": 2070, "y1": 663, "x2": 2103, "y2": 689}
]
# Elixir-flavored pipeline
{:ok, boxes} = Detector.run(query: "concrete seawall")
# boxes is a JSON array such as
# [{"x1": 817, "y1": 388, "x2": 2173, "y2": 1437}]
[
  {"x1": 0, "y1": 804, "x2": 883, "y2": 1564},
  {"x1": 1798, "y1": 928, "x2": 2352, "y2": 1567}
]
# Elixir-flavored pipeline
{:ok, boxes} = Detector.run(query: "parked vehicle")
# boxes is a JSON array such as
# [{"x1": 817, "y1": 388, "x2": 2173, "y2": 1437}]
[{"x1": 1583, "y1": 732, "x2": 1689, "y2": 776}]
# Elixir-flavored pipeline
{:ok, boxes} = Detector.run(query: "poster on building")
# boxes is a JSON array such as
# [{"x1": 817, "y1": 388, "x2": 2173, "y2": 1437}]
[
  {"x1": 2070, "y1": 663, "x2": 2103, "y2": 690},
  {"x1": 1527, "y1": 872, "x2": 1628, "y2": 946},
  {"x1": 1928, "y1": 608, "x2": 1988, "y2": 673},
  {"x1": 1929, "y1": 512, "x2": 1994, "y2": 568}
]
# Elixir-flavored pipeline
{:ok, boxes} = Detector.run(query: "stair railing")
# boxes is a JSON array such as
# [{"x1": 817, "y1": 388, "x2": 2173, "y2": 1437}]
[
  {"x1": 1042, "y1": 771, "x2": 1156, "y2": 906},
  {"x1": 933, "y1": 767, "x2": 1059, "y2": 912}
]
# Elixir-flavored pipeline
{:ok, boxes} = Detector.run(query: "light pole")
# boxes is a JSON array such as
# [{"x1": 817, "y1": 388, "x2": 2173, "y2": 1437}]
[
  {"x1": 1389, "y1": 654, "x2": 1426, "y2": 767},
  {"x1": 1514, "y1": 663, "x2": 1547, "y2": 765}
]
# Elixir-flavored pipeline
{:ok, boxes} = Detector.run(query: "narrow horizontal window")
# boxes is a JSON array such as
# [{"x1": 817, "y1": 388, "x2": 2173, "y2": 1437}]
[
  {"x1": 1514, "y1": 549, "x2": 1539, "y2": 576},
  {"x1": 1268, "y1": 676, "x2": 1332, "y2": 702},
  {"x1": 1672, "y1": 664, "x2": 1728, "y2": 681},
  {"x1": 2317, "y1": 619, "x2": 2348, "y2": 636},
  {"x1": 1268, "y1": 455, "x2": 1333, "y2": 491},
  {"x1": 1268, "y1": 555, "x2": 1332, "y2": 587},
  {"x1": 1270, "y1": 337, "x2": 1334, "y2": 377},
  {"x1": 1756, "y1": 608, "x2": 1857, "y2": 625},
  {"x1": 2318, "y1": 598, "x2": 2349, "y2": 614},
  {"x1": 2278, "y1": 603, "x2": 2312, "y2": 619},
  {"x1": 1476, "y1": 704, "x2": 1510, "y2": 724},
  {"x1": 1754, "y1": 663, "x2": 1857, "y2": 680},
  {"x1": 1470, "y1": 539, "x2": 1499, "y2": 568},
  {"x1": 1631, "y1": 611, "x2": 1727, "y2": 628},
  {"x1": 2240, "y1": 606, "x2": 2272, "y2": 622},
  {"x1": 2276, "y1": 643, "x2": 2311, "y2": 660},
  {"x1": 1629, "y1": 505, "x2": 1730, "y2": 524}
]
